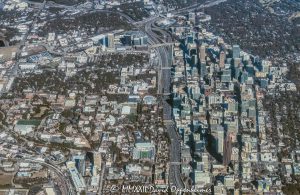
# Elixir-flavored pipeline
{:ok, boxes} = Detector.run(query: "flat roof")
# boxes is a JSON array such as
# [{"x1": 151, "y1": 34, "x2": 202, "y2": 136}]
[{"x1": 16, "y1": 119, "x2": 40, "y2": 126}]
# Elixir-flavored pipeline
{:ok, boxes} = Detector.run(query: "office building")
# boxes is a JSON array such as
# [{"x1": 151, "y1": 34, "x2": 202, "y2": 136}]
[
  {"x1": 189, "y1": 12, "x2": 196, "y2": 24},
  {"x1": 191, "y1": 54, "x2": 197, "y2": 66},
  {"x1": 200, "y1": 62, "x2": 207, "y2": 78},
  {"x1": 187, "y1": 35, "x2": 194, "y2": 44},
  {"x1": 234, "y1": 57, "x2": 241, "y2": 67},
  {"x1": 232, "y1": 45, "x2": 240, "y2": 59},
  {"x1": 133, "y1": 37, "x2": 141, "y2": 46},
  {"x1": 123, "y1": 34, "x2": 132, "y2": 46},
  {"x1": 72, "y1": 154, "x2": 86, "y2": 175},
  {"x1": 107, "y1": 33, "x2": 115, "y2": 49},
  {"x1": 223, "y1": 134, "x2": 233, "y2": 166},
  {"x1": 200, "y1": 45, "x2": 206, "y2": 62},
  {"x1": 212, "y1": 125, "x2": 224, "y2": 154},
  {"x1": 194, "y1": 170, "x2": 212, "y2": 187},
  {"x1": 219, "y1": 51, "x2": 225, "y2": 68},
  {"x1": 66, "y1": 161, "x2": 86, "y2": 192},
  {"x1": 140, "y1": 36, "x2": 148, "y2": 45}
]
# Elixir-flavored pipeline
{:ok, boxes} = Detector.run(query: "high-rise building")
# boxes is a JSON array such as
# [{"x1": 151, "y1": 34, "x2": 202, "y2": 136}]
[
  {"x1": 194, "y1": 170, "x2": 212, "y2": 187},
  {"x1": 208, "y1": 94, "x2": 223, "y2": 105},
  {"x1": 217, "y1": 129, "x2": 224, "y2": 154},
  {"x1": 219, "y1": 51, "x2": 225, "y2": 68},
  {"x1": 241, "y1": 71, "x2": 248, "y2": 83},
  {"x1": 261, "y1": 60, "x2": 271, "y2": 73},
  {"x1": 200, "y1": 62, "x2": 207, "y2": 78},
  {"x1": 140, "y1": 36, "x2": 148, "y2": 46},
  {"x1": 191, "y1": 54, "x2": 198, "y2": 66},
  {"x1": 227, "y1": 99, "x2": 238, "y2": 113},
  {"x1": 224, "y1": 175, "x2": 235, "y2": 189},
  {"x1": 188, "y1": 42, "x2": 196, "y2": 55},
  {"x1": 133, "y1": 37, "x2": 141, "y2": 46},
  {"x1": 123, "y1": 34, "x2": 132, "y2": 46},
  {"x1": 221, "y1": 68, "x2": 232, "y2": 83},
  {"x1": 101, "y1": 37, "x2": 107, "y2": 48},
  {"x1": 232, "y1": 45, "x2": 240, "y2": 59},
  {"x1": 234, "y1": 58, "x2": 241, "y2": 67},
  {"x1": 202, "y1": 153, "x2": 210, "y2": 171},
  {"x1": 189, "y1": 47, "x2": 197, "y2": 56},
  {"x1": 212, "y1": 125, "x2": 224, "y2": 154},
  {"x1": 189, "y1": 12, "x2": 196, "y2": 24},
  {"x1": 233, "y1": 67, "x2": 240, "y2": 80},
  {"x1": 195, "y1": 140, "x2": 206, "y2": 156},
  {"x1": 260, "y1": 79, "x2": 269, "y2": 88},
  {"x1": 66, "y1": 161, "x2": 86, "y2": 192},
  {"x1": 223, "y1": 134, "x2": 232, "y2": 166},
  {"x1": 72, "y1": 154, "x2": 86, "y2": 175},
  {"x1": 187, "y1": 35, "x2": 194, "y2": 44},
  {"x1": 200, "y1": 45, "x2": 206, "y2": 62},
  {"x1": 107, "y1": 33, "x2": 115, "y2": 49}
]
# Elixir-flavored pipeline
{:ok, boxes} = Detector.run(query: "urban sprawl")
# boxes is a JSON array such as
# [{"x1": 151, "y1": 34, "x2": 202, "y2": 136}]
[{"x1": 0, "y1": 0, "x2": 298, "y2": 194}]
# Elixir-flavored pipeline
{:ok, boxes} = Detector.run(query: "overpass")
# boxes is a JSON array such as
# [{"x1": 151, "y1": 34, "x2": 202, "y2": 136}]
[{"x1": 148, "y1": 42, "x2": 175, "y2": 48}]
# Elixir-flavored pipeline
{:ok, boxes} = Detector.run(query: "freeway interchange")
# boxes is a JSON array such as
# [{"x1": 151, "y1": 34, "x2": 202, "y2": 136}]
[{"x1": 0, "y1": 157, "x2": 74, "y2": 195}]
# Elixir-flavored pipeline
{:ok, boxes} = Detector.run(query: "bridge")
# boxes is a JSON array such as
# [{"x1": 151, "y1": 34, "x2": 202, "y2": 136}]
[
  {"x1": 170, "y1": 162, "x2": 181, "y2": 165},
  {"x1": 161, "y1": 67, "x2": 172, "y2": 70},
  {"x1": 148, "y1": 42, "x2": 175, "y2": 48}
]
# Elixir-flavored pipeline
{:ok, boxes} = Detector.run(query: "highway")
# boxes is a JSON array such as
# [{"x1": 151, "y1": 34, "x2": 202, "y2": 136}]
[
  {"x1": 114, "y1": 0, "x2": 229, "y2": 189},
  {"x1": 142, "y1": 12, "x2": 186, "y2": 189},
  {"x1": 20, "y1": 0, "x2": 228, "y2": 191},
  {"x1": 0, "y1": 157, "x2": 74, "y2": 195},
  {"x1": 166, "y1": 121, "x2": 185, "y2": 189},
  {"x1": 141, "y1": 0, "x2": 229, "y2": 190},
  {"x1": 24, "y1": 159, "x2": 74, "y2": 195}
]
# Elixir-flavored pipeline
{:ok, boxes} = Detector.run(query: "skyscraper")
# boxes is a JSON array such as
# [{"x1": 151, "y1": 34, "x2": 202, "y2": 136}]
[
  {"x1": 234, "y1": 58, "x2": 241, "y2": 68},
  {"x1": 219, "y1": 51, "x2": 225, "y2": 68},
  {"x1": 200, "y1": 45, "x2": 206, "y2": 63},
  {"x1": 191, "y1": 54, "x2": 198, "y2": 66},
  {"x1": 232, "y1": 45, "x2": 240, "y2": 59},
  {"x1": 223, "y1": 134, "x2": 232, "y2": 166},
  {"x1": 200, "y1": 62, "x2": 207, "y2": 78},
  {"x1": 212, "y1": 125, "x2": 224, "y2": 154},
  {"x1": 107, "y1": 33, "x2": 115, "y2": 49}
]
